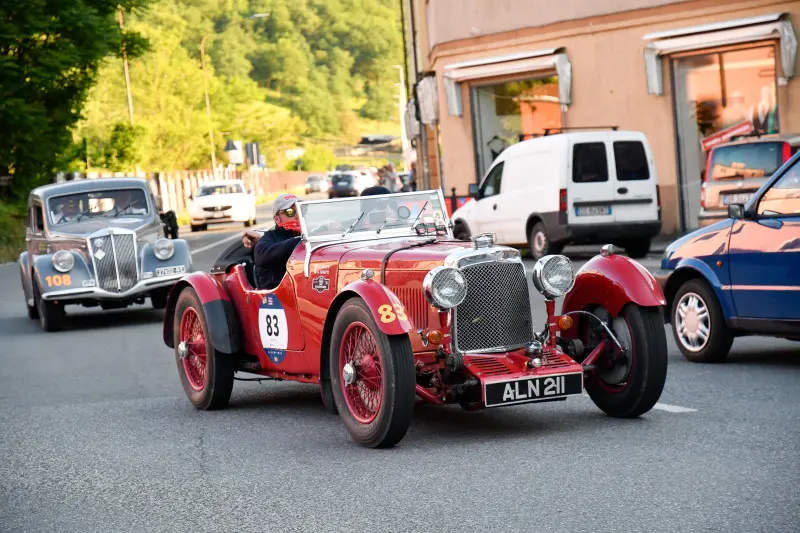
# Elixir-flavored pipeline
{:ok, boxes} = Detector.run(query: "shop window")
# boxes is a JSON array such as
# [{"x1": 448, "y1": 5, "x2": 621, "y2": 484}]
[
  {"x1": 758, "y1": 159, "x2": 800, "y2": 216},
  {"x1": 480, "y1": 162, "x2": 504, "y2": 198},
  {"x1": 673, "y1": 45, "x2": 780, "y2": 230},
  {"x1": 572, "y1": 143, "x2": 608, "y2": 183},
  {"x1": 614, "y1": 141, "x2": 650, "y2": 181},
  {"x1": 472, "y1": 76, "x2": 561, "y2": 176}
]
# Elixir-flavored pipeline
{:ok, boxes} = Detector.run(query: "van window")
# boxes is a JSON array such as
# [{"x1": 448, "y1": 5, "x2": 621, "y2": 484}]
[
  {"x1": 480, "y1": 162, "x2": 504, "y2": 198},
  {"x1": 572, "y1": 143, "x2": 608, "y2": 183},
  {"x1": 614, "y1": 141, "x2": 650, "y2": 181}
]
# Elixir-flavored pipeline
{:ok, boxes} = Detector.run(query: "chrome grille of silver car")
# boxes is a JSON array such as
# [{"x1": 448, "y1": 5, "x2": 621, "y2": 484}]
[
  {"x1": 452, "y1": 261, "x2": 533, "y2": 353},
  {"x1": 90, "y1": 233, "x2": 138, "y2": 292}
]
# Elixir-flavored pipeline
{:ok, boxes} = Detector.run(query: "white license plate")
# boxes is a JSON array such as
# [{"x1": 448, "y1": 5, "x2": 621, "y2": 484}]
[
  {"x1": 212, "y1": 212, "x2": 224, "y2": 218},
  {"x1": 576, "y1": 205, "x2": 611, "y2": 216},
  {"x1": 722, "y1": 193, "x2": 753, "y2": 205},
  {"x1": 155, "y1": 265, "x2": 185, "y2": 276},
  {"x1": 484, "y1": 373, "x2": 583, "y2": 408}
]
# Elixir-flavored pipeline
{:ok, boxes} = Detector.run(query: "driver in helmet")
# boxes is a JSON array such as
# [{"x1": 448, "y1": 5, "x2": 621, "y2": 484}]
[{"x1": 242, "y1": 194, "x2": 302, "y2": 289}]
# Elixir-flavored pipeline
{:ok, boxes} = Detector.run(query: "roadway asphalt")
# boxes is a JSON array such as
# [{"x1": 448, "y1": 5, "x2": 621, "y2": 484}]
[{"x1": 1, "y1": 194, "x2": 798, "y2": 532}]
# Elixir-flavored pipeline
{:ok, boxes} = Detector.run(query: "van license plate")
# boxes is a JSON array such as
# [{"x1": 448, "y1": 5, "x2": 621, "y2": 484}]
[
  {"x1": 722, "y1": 193, "x2": 753, "y2": 205},
  {"x1": 576, "y1": 206, "x2": 611, "y2": 216}
]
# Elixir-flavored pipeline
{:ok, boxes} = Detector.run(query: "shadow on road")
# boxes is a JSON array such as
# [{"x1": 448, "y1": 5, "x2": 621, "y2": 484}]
[{"x1": 53, "y1": 307, "x2": 166, "y2": 332}]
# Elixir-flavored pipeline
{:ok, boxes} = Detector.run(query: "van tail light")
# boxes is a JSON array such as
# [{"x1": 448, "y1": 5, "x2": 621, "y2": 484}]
[
  {"x1": 656, "y1": 185, "x2": 662, "y2": 210},
  {"x1": 559, "y1": 189, "x2": 567, "y2": 212},
  {"x1": 782, "y1": 142, "x2": 792, "y2": 163},
  {"x1": 704, "y1": 149, "x2": 713, "y2": 183},
  {"x1": 700, "y1": 184, "x2": 706, "y2": 209}
]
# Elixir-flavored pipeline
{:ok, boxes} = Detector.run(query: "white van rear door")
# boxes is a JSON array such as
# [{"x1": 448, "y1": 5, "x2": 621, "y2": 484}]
[
  {"x1": 568, "y1": 140, "x2": 616, "y2": 226},
  {"x1": 610, "y1": 139, "x2": 659, "y2": 223}
]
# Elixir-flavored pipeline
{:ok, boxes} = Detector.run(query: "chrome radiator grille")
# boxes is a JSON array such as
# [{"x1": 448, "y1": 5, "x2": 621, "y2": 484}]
[
  {"x1": 90, "y1": 233, "x2": 138, "y2": 292},
  {"x1": 452, "y1": 261, "x2": 533, "y2": 353}
]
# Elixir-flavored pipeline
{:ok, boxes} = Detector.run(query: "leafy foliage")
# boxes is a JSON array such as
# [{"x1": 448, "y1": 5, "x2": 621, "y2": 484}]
[
  {"x1": 76, "y1": 0, "x2": 404, "y2": 173},
  {"x1": 289, "y1": 145, "x2": 337, "y2": 171},
  {"x1": 0, "y1": 0, "x2": 149, "y2": 200}
]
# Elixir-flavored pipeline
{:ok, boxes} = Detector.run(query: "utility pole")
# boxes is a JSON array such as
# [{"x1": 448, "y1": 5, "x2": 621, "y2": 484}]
[
  {"x1": 117, "y1": 6, "x2": 135, "y2": 125},
  {"x1": 393, "y1": 65, "x2": 410, "y2": 171},
  {"x1": 200, "y1": 35, "x2": 217, "y2": 172}
]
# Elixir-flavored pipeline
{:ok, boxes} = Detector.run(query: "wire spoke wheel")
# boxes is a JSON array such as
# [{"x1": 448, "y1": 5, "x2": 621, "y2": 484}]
[
  {"x1": 339, "y1": 322, "x2": 384, "y2": 424},
  {"x1": 180, "y1": 307, "x2": 208, "y2": 391}
]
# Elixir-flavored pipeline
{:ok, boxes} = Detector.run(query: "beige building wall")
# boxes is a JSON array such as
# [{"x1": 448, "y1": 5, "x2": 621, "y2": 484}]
[{"x1": 415, "y1": 0, "x2": 800, "y2": 234}]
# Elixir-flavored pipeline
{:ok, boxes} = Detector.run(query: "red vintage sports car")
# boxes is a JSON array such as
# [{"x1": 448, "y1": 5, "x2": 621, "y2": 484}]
[{"x1": 162, "y1": 190, "x2": 668, "y2": 448}]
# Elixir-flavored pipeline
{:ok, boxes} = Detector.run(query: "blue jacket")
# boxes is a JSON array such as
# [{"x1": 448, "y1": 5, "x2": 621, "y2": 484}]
[{"x1": 253, "y1": 227, "x2": 301, "y2": 289}]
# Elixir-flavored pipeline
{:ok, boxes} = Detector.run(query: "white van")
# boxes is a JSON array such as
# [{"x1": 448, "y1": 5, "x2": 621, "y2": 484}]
[{"x1": 451, "y1": 129, "x2": 661, "y2": 259}]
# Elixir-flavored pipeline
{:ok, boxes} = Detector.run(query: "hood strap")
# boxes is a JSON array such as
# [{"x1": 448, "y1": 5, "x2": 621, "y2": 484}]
[{"x1": 380, "y1": 238, "x2": 437, "y2": 284}]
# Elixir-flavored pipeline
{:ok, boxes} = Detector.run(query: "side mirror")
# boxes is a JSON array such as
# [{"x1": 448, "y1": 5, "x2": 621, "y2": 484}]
[
  {"x1": 728, "y1": 203, "x2": 745, "y2": 220},
  {"x1": 468, "y1": 183, "x2": 479, "y2": 198}
]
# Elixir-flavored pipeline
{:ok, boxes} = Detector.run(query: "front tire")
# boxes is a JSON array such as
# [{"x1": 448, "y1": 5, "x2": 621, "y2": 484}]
[
  {"x1": 173, "y1": 287, "x2": 234, "y2": 410},
  {"x1": 20, "y1": 268, "x2": 39, "y2": 319},
  {"x1": 624, "y1": 238, "x2": 651, "y2": 259},
  {"x1": 33, "y1": 277, "x2": 64, "y2": 332},
  {"x1": 584, "y1": 304, "x2": 667, "y2": 418},
  {"x1": 671, "y1": 279, "x2": 732, "y2": 363},
  {"x1": 151, "y1": 288, "x2": 168, "y2": 310},
  {"x1": 329, "y1": 299, "x2": 415, "y2": 448}
]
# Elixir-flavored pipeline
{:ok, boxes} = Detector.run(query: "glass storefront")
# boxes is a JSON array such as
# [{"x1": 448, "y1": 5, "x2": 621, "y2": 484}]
[
  {"x1": 673, "y1": 45, "x2": 779, "y2": 229},
  {"x1": 472, "y1": 76, "x2": 561, "y2": 176}
]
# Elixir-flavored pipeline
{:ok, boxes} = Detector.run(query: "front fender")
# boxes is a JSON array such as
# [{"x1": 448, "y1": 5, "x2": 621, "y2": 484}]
[
  {"x1": 562, "y1": 254, "x2": 666, "y2": 319},
  {"x1": 163, "y1": 271, "x2": 241, "y2": 354},
  {"x1": 141, "y1": 239, "x2": 193, "y2": 275},
  {"x1": 31, "y1": 252, "x2": 93, "y2": 294},
  {"x1": 18, "y1": 252, "x2": 32, "y2": 303},
  {"x1": 333, "y1": 279, "x2": 414, "y2": 335}
]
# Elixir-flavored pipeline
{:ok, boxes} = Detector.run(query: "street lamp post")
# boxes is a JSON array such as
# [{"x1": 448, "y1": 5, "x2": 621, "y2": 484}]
[
  {"x1": 117, "y1": 7, "x2": 135, "y2": 125},
  {"x1": 199, "y1": 12, "x2": 269, "y2": 175},
  {"x1": 393, "y1": 65, "x2": 410, "y2": 171}
]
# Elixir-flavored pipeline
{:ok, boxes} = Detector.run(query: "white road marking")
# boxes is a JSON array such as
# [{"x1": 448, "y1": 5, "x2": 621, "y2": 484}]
[
  {"x1": 652, "y1": 402, "x2": 697, "y2": 413},
  {"x1": 581, "y1": 393, "x2": 696, "y2": 413},
  {"x1": 190, "y1": 231, "x2": 249, "y2": 256}
]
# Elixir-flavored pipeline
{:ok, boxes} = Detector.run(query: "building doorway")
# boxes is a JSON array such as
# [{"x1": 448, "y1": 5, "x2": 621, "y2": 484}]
[
  {"x1": 672, "y1": 45, "x2": 779, "y2": 230},
  {"x1": 471, "y1": 75, "x2": 562, "y2": 177}
]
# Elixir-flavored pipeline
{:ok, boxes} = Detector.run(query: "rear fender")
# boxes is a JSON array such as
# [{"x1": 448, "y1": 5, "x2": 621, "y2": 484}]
[
  {"x1": 562, "y1": 253, "x2": 665, "y2": 323},
  {"x1": 163, "y1": 272, "x2": 241, "y2": 354}
]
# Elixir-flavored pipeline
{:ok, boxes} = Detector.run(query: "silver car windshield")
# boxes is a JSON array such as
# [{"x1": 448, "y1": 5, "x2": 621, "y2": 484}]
[
  {"x1": 300, "y1": 190, "x2": 449, "y2": 242},
  {"x1": 47, "y1": 188, "x2": 149, "y2": 225}
]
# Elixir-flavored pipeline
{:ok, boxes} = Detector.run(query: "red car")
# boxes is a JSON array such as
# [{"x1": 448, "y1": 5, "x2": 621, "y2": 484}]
[{"x1": 162, "y1": 190, "x2": 668, "y2": 448}]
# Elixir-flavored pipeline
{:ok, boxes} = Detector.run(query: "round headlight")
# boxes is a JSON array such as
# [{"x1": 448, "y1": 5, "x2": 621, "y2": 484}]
[
  {"x1": 532, "y1": 255, "x2": 575, "y2": 300},
  {"x1": 423, "y1": 266, "x2": 468, "y2": 309},
  {"x1": 153, "y1": 238, "x2": 175, "y2": 260},
  {"x1": 52, "y1": 250, "x2": 74, "y2": 273}
]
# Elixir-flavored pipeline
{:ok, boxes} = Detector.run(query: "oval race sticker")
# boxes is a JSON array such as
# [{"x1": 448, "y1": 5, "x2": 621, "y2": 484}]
[{"x1": 258, "y1": 295, "x2": 288, "y2": 363}]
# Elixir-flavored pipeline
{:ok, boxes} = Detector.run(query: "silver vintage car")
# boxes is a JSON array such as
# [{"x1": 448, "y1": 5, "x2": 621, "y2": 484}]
[{"x1": 18, "y1": 177, "x2": 193, "y2": 331}]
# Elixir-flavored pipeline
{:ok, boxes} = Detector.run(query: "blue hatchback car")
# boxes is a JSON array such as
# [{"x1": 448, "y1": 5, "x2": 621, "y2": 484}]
[{"x1": 655, "y1": 152, "x2": 800, "y2": 362}]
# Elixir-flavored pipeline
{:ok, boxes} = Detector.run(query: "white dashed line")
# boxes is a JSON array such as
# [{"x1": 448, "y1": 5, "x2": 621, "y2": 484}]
[
  {"x1": 652, "y1": 402, "x2": 697, "y2": 413},
  {"x1": 581, "y1": 393, "x2": 696, "y2": 413}
]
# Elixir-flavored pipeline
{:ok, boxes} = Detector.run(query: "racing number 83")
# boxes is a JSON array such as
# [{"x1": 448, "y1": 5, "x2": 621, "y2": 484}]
[
  {"x1": 45, "y1": 274, "x2": 71, "y2": 287},
  {"x1": 378, "y1": 304, "x2": 407, "y2": 324},
  {"x1": 264, "y1": 314, "x2": 280, "y2": 336}
]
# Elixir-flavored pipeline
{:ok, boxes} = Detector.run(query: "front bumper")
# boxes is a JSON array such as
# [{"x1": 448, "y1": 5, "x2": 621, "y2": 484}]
[{"x1": 41, "y1": 273, "x2": 184, "y2": 302}]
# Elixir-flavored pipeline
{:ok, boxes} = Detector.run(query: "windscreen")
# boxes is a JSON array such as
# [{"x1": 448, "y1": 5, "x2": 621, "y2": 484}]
[
  {"x1": 48, "y1": 188, "x2": 149, "y2": 225},
  {"x1": 708, "y1": 142, "x2": 785, "y2": 181},
  {"x1": 197, "y1": 183, "x2": 244, "y2": 195},
  {"x1": 300, "y1": 191, "x2": 447, "y2": 240}
]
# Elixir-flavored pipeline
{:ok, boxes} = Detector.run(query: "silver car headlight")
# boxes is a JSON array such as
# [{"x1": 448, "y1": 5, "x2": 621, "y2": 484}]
[
  {"x1": 52, "y1": 250, "x2": 74, "y2": 273},
  {"x1": 423, "y1": 266, "x2": 468, "y2": 309},
  {"x1": 532, "y1": 255, "x2": 575, "y2": 300},
  {"x1": 154, "y1": 238, "x2": 175, "y2": 260}
]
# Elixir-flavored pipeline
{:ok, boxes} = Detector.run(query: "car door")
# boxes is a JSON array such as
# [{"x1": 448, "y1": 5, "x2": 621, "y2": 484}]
[
  {"x1": 471, "y1": 161, "x2": 505, "y2": 238},
  {"x1": 567, "y1": 140, "x2": 616, "y2": 227},
  {"x1": 610, "y1": 138, "x2": 659, "y2": 223},
  {"x1": 728, "y1": 156, "x2": 800, "y2": 320}
]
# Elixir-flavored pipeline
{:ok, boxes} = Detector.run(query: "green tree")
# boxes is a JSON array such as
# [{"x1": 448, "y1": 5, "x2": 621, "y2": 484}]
[
  {"x1": 0, "y1": 0, "x2": 150, "y2": 200},
  {"x1": 291, "y1": 144, "x2": 336, "y2": 171}
]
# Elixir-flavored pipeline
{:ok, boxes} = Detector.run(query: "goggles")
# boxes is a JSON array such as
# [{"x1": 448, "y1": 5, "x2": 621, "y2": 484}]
[{"x1": 280, "y1": 207, "x2": 296, "y2": 218}]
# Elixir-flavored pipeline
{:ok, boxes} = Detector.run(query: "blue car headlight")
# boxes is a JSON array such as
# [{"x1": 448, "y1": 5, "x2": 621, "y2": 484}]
[{"x1": 154, "y1": 238, "x2": 175, "y2": 261}]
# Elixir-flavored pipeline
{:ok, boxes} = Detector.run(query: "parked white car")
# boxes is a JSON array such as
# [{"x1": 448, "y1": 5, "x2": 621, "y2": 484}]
[
  {"x1": 452, "y1": 129, "x2": 661, "y2": 259},
  {"x1": 189, "y1": 179, "x2": 257, "y2": 232}
]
